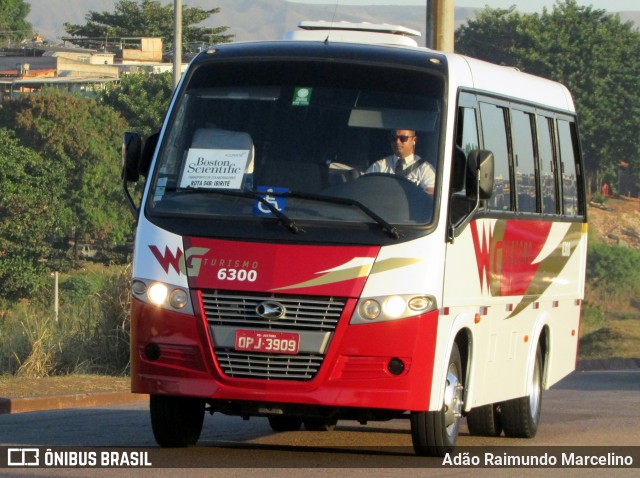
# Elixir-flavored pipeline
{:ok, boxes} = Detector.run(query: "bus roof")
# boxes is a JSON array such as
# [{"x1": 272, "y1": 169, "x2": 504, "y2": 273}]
[
  {"x1": 445, "y1": 53, "x2": 575, "y2": 112},
  {"x1": 280, "y1": 21, "x2": 575, "y2": 113},
  {"x1": 197, "y1": 37, "x2": 575, "y2": 113}
]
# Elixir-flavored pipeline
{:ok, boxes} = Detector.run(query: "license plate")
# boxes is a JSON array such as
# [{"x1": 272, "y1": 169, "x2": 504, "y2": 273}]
[{"x1": 235, "y1": 330, "x2": 300, "y2": 355}]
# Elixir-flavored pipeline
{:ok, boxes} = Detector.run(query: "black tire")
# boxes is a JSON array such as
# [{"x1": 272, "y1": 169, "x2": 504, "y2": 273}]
[
  {"x1": 150, "y1": 395, "x2": 205, "y2": 447},
  {"x1": 303, "y1": 418, "x2": 337, "y2": 431},
  {"x1": 501, "y1": 344, "x2": 543, "y2": 438},
  {"x1": 411, "y1": 342, "x2": 464, "y2": 456},
  {"x1": 466, "y1": 403, "x2": 502, "y2": 437},
  {"x1": 268, "y1": 416, "x2": 303, "y2": 432}
]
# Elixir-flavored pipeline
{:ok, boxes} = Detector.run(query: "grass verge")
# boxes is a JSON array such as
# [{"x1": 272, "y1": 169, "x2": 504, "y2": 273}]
[{"x1": 0, "y1": 374, "x2": 130, "y2": 399}]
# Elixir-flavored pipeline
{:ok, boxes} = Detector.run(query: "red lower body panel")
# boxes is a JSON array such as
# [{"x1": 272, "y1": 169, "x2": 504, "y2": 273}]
[{"x1": 131, "y1": 298, "x2": 439, "y2": 412}]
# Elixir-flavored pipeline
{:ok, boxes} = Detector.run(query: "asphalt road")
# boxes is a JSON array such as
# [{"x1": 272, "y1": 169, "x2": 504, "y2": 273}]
[{"x1": 0, "y1": 370, "x2": 638, "y2": 476}]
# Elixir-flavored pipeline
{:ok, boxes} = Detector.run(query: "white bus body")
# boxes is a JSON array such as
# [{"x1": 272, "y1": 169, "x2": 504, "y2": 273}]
[{"x1": 123, "y1": 23, "x2": 587, "y2": 455}]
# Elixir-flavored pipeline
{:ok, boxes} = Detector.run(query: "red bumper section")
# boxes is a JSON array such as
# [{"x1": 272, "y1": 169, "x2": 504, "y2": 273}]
[{"x1": 131, "y1": 297, "x2": 438, "y2": 412}]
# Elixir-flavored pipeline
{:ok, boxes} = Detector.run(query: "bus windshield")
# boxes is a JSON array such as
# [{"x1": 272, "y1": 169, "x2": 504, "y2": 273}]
[{"x1": 147, "y1": 59, "x2": 443, "y2": 238}]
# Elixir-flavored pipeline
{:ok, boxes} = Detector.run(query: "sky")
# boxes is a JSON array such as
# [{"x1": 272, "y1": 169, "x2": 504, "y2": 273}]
[{"x1": 289, "y1": 0, "x2": 640, "y2": 13}]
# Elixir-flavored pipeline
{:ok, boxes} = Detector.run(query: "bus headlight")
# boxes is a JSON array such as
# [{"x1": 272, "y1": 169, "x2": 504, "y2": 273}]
[
  {"x1": 148, "y1": 282, "x2": 168, "y2": 305},
  {"x1": 131, "y1": 278, "x2": 194, "y2": 315},
  {"x1": 359, "y1": 299, "x2": 381, "y2": 320},
  {"x1": 409, "y1": 296, "x2": 434, "y2": 313},
  {"x1": 352, "y1": 294, "x2": 437, "y2": 324},
  {"x1": 169, "y1": 288, "x2": 189, "y2": 309},
  {"x1": 382, "y1": 296, "x2": 406, "y2": 318},
  {"x1": 131, "y1": 280, "x2": 147, "y2": 296}
]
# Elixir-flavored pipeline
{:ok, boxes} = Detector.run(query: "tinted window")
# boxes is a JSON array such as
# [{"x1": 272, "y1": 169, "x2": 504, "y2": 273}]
[
  {"x1": 537, "y1": 116, "x2": 557, "y2": 214},
  {"x1": 147, "y1": 60, "x2": 444, "y2": 240},
  {"x1": 511, "y1": 109, "x2": 537, "y2": 213},
  {"x1": 558, "y1": 120, "x2": 580, "y2": 216},
  {"x1": 460, "y1": 107, "x2": 480, "y2": 153},
  {"x1": 452, "y1": 106, "x2": 479, "y2": 194},
  {"x1": 480, "y1": 103, "x2": 511, "y2": 211}
]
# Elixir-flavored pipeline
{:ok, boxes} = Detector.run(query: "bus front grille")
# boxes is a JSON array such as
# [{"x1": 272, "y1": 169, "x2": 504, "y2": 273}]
[
  {"x1": 201, "y1": 290, "x2": 345, "y2": 332},
  {"x1": 201, "y1": 290, "x2": 346, "y2": 381},
  {"x1": 215, "y1": 349, "x2": 324, "y2": 380}
]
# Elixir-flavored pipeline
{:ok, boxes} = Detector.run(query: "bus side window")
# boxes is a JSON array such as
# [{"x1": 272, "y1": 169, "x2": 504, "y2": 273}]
[
  {"x1": 557, "y1": 119, "x2": 583, "y2": 216},
  {"x1": 511, "y1": 109, "x2": 538, "y2": 214},
  {"x1": 480, "y1": 103, "x2": 511, "y2": 211},
  {"x1": 449, "y1": 106, "x2": 479, "y2": 227},
  {"x1": 536, "y1": 116, "x2": 558, "y2": 214},
  {"x1": 453, "y1": 106, "x2": 480, "y2": 193}
]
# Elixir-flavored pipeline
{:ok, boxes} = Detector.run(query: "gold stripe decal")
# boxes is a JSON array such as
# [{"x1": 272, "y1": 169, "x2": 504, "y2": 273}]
[
  {"x1": 506, "y1": 222, "x2": 584, "y2": 319},
  {"x1": 273, "y1": 257, "x2": 421, "y2": 291},
  {"x1": 371, "y1": 257, "x2": 423, "y2": 274}
]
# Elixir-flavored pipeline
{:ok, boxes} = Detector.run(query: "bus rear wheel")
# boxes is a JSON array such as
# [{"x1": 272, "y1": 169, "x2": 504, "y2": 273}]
[
  {"x1": 466, "y1": 403, "x2": 502, "y2": 437},
  {"x1": 150, "y1": 395, "x2": 205, "y2": 447},
  {"x1": 411, "y1": 342, "x2": 464, "y2": 456},
  {"x1": 303, "y1": 418, "x2": 337, "y2": 431},
  {"x1": 501, "y1": 344, "x2": 543, "y2": 438}
]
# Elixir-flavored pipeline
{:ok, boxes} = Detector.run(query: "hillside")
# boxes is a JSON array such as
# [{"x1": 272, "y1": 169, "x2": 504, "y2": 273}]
[
  {"x1": 589, "y1": 196, "x2": 640, "y2": 248},
  {"x1": 26, "y1": 0, "x2": 474, "y2": 45},
  {"x1": 25, "y1": 0, "x2": 640, "y2": 46}
]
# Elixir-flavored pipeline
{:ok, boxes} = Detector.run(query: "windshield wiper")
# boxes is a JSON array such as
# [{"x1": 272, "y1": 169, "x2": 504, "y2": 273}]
[
  {"x1": 172, "y1": 187, "x2": 304, "y2": 234},
  {"x1": 280, "y1": 191, "x2": 402, "y2": 240}
]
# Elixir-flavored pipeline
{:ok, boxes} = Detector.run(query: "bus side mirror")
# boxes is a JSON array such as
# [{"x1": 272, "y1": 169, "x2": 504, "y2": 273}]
[
  {"x1": 122, "y1": 132, "x2": 142, "y2": 182},
  {"x1": 139, "y1": 131, "x2": 159, "y2": 178},
  {"x1": 466, "y1": 150, "x2": 494, "y2": 201}
]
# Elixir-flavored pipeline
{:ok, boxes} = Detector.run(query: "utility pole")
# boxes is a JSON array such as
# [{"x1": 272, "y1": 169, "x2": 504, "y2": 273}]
[
  {"x1": 426, "y1": 0, "x2": 454, "y2": 52},
  {"x1": 173, "y1": 0, "x2": 182, "y2": 89}
]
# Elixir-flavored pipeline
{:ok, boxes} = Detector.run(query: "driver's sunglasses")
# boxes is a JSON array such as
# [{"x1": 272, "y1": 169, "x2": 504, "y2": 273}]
[{"x1": 390, "y1": 134, "x2": 415, "y2": 143}]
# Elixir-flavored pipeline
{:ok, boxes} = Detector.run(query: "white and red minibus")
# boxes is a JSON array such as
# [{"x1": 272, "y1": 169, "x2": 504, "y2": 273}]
[{"x1": 123, "y1": 22, "x2": 587, "y2": 456}]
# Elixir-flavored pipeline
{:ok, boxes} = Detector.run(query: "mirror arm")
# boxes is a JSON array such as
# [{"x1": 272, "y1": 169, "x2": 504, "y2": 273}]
[{"x1": 123, "y1": 175, "x2": 139, "y2": 219}]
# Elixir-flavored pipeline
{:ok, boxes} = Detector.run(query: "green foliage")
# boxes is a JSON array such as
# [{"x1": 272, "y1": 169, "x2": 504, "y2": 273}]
[
  {"x1": 0, "y1": 0, "x2": 32, "y2": 47},
  {"x1": 586, "y1": 240, "x2": 640, "y2": 296},
  {"x1": 579, "y1": 327, "x2": 620, "y2": 359},
  {"x1": 455, "y1": 0, "x2": 640, "y2": 191},
  {"x1": 590, "y1": 192, "x2": 608, "y2": 205},
  {"x1": 60, "y1": 276, "x2": 96, "y2": 303},
  {"x1": 99, "y1": 72, "x2": 173, "y2": 137},
  {"x1": 580, "y1": 302, "x2": 606, "y2": 330},
  {"x1": 0, "y1": 129, "x2": 67, "y2": 300},
  {"x1": 64, "y1": 0, "x2": 234, "y2": 49},
  {"x1": 0, "y1": 90, "x2": 133, "y2": 248}
]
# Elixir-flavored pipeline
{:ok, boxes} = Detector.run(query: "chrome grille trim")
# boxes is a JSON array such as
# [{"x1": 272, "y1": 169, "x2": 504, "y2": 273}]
[
  {"x1": 202, "y1": 290, "x2": 345, "y2": 332},
  {"x1": 202, "y1": 290, "x2": 346, "y2": 381},
  {"x1": 215, "y1": 349, "x2": 324, "y2": 380}
]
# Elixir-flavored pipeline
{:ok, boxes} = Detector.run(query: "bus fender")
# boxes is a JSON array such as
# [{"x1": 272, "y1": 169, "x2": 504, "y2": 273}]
[
  {"x1": 527, "y1": 311, "x2": 550, "y2": 394},
  {"x1": 429, "y1": 311, "x2": 476, "y2": 411}
]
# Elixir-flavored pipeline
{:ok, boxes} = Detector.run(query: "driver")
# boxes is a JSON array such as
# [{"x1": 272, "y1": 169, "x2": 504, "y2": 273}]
[{"x1": 365, "y1": 129, "x2": 435, "y2": 195}]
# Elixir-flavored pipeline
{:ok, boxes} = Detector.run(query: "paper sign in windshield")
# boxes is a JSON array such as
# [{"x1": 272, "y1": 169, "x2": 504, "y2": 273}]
[{"x1": 180, "y1": 148, "x2": 250, "y2": 189}]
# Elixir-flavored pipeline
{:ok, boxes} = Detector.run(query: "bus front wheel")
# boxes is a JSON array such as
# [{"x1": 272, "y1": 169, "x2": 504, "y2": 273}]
[
  {"x1": 500, "y1": 344, "x2": 543, "y2": 438},
  {"x1": 150, "y1": 395, "x2": 205, "y2": 447},
  {"x1": 411, "y1": 342, "x2": 464, "y2": 456}
]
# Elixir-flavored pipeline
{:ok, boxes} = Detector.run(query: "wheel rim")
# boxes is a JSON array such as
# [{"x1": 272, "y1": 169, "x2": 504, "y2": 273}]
[
  {"x1": 443, "y1": 364, "x2": 463, "y2": 435},
  {"x1": 529, "y1": 355, "x2": 541, "y2": 420}
]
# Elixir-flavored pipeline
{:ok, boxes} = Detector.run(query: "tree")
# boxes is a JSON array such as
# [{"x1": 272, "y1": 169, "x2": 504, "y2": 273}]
[
  {"x1": 0, "y1": 90, "x2": 132, "y2": 249},
  {"x1": 455, "y1": 0, "x2": 640, "y2": 194},
  {"x1": 0, "y1": 129, "x2": 66, "y2": 300},
  {"x1": 99, "y1": 71, "x2": 173, "y2": 137},
  {"x1": 0, "y1": 0, "x2": 32, "y2": 48},
  {"x1": 64, "y1": 0, "x2": 233, "y2": 50}
]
